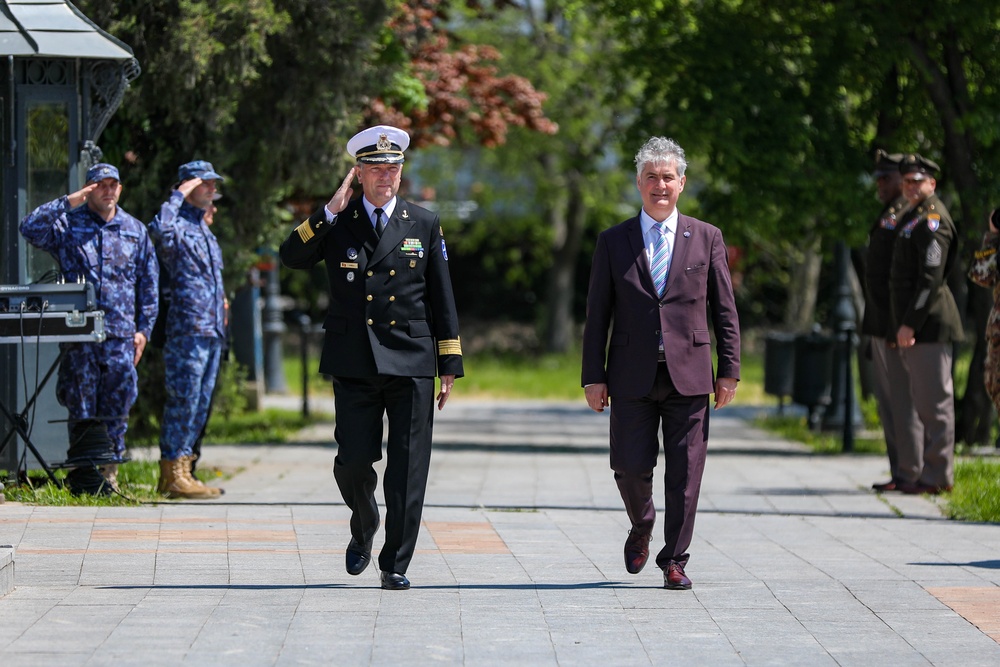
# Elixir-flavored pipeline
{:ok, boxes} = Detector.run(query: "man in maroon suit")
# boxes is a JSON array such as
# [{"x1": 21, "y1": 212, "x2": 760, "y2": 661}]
[{"x1": 582, "y1": 136, "x2": 740, "y2": 590}]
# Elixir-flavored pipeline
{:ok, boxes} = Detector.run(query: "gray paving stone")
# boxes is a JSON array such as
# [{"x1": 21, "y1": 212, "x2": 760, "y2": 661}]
[{"x1": 1, "y1": 399, "x2": 998, "y2": 666}]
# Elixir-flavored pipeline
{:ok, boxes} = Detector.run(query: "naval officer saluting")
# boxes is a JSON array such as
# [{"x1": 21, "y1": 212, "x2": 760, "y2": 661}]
[{"x1": 279, "y1": 125, "x2": 463, "y2": 590}]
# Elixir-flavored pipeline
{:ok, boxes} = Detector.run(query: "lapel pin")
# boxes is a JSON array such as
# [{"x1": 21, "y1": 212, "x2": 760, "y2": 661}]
[
  {"x1": 401, "y1": 209, "x2": 409, "y2": 219},
  {"x1": 683, "y1": 231, "x2": 691, "y2": 238}
]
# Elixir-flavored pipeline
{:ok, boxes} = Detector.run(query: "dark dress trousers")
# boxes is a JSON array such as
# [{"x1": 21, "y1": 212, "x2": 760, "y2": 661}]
[
  {"x1": 280, "y1": 196, "x2": 463, "y2": 574},
  {"x1": 582, "y1": 212, "x2": 740, "y2": 569}
]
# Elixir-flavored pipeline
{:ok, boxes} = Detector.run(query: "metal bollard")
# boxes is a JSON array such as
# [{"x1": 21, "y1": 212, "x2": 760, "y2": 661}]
[{"x1": 297, "y1": 313, "x2": 312, "y2": 418}]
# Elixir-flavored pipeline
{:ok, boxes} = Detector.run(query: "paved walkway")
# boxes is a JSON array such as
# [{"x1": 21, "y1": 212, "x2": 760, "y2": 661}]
[{"x1": 1, "y1": 398, "x2": 999, "y2": 666}]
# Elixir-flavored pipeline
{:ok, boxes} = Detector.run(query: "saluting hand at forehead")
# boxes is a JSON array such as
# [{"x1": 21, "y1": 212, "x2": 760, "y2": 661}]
[{"x1": 326, "y1": 166, "x2": 359, "y2": 217}]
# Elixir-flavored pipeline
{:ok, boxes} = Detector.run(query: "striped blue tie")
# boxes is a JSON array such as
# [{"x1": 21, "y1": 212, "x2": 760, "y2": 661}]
[{"x1": 650, "y1": 223, "x2": 671, "y2": 296}]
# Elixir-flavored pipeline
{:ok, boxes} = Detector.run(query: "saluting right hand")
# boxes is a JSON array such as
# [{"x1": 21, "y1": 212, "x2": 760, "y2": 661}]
[
  {"x1": 177, "y1": 177, "x2": 203, "y2": 198},
  {"x1": 325, "y1": 167, "x2": 359, "y2": 217},
  {"x1": 67, "y1": 183, "x2": 98, "y2": 208}
]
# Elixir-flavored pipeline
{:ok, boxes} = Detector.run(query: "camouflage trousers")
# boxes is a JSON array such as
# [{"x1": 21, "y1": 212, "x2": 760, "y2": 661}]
[
  {"x1": 160, "y1": 335, "x2": 222, "y2": 460},
  {"x1": 56, "y1": 339, "x2": 138, "y2": 460}
]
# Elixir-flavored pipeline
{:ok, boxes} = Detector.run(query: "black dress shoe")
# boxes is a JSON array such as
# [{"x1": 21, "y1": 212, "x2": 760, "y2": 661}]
[
  {"x1": 871, "y1": 479, "x2": 899, "y2": 492},
  {"x1": 380, "y1": 571, "x2": 410, "y2": 590},
  {"x1": 346, "y1": 537, "x2": 373, "y2": 576}
]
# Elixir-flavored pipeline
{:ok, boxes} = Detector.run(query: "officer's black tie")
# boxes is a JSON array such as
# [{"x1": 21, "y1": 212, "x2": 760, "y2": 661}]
[{"x1": 374, "y1": 208, "x2": 385, "y2": 237}]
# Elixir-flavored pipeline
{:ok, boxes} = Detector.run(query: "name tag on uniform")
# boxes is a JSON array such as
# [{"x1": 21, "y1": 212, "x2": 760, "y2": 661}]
[{"x1": 340, "y1": 262, "x2": 359, "y2": 269}]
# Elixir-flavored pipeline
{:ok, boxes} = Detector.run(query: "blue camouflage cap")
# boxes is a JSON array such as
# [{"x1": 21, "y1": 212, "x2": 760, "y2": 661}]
[
  {"x1": 86, "y1": 163, "x2": 120, "y2": 183},
  {"x1": 177, "y1": 160, "x2": 225, "y2": 183}
]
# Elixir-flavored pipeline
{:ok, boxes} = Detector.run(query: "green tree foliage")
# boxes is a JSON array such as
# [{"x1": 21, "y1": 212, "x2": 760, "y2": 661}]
[
  {"x1": 77, "y1": 0, "x2": 393, "y2": 288},
  {"x1": 600, "y1": 0, "x2": 1000, "y2": 442},
  {"x1": 403, "y1": 2, "x2": 639, "y2": 351}
]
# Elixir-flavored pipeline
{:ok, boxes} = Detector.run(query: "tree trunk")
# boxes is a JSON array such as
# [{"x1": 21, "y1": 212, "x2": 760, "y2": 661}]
[
  {"x1": 783, "y1": 231, "x2": 822, "y2": 331},
  {"x1": 907, "y1": 35, "x2": 994, "y2": 444},
  {"x1": 542, "y1": 169, "x2": 586, "y2": 353}
]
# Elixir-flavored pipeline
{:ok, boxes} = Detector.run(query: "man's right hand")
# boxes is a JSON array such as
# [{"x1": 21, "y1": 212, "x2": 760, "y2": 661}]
[
  {"x1": 67, "y1": 184, "x2": 98, "y2": 208},
  {"x1": 177, "y1": 177, "x2": 203, "y2": 198},
  {"x1": 326, "y1": 167, "x2": 359, "y2": 217},
  {"x1": 585, "y1": 383, "x2": 609, "y2": 413}
]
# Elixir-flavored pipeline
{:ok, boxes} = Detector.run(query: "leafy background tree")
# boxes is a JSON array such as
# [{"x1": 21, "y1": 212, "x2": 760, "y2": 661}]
[
  {"x1": 599, "y1": 0, "x2": 1000, "y2": 442},
  {"x1": 72, "y1": 0, "x2": 1000, "y2": 444}
]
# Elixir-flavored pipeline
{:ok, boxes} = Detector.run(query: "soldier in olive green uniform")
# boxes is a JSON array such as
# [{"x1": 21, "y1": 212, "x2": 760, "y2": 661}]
[
  {"x1": 863, "y1": 150, "x2": 917, "y2": 492},
  {"x1": 889, "y1": 154, "x2": 963, "y2": 494},
  {"x1": 968, "y1": 210, "x2": 1000, "y2": 413}
]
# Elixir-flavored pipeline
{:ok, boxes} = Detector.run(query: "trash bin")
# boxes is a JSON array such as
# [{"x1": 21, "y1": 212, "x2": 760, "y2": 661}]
[
  {"x1": 792, "y1": 328, "x2": 835, "y2": 429},
  {"x1": 763, "y1": 332, "x2": 796, "y2": 399}
]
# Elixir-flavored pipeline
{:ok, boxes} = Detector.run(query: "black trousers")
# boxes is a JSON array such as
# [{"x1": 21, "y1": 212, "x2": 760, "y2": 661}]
[{"x1": 331, "y1": 374, "x2": 435, "y2": 574}]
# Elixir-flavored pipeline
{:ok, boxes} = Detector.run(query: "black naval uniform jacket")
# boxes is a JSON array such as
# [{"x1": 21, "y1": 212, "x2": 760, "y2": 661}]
[
  {"x1": 862, "y1": 195, "x2": 909, "y2": 339},
  {"x1": 279, "y1": 196, "x2": 464, "y2": 380},
  {"x1": 889, "y1": 193, "x2": 964, "y2": 344}
]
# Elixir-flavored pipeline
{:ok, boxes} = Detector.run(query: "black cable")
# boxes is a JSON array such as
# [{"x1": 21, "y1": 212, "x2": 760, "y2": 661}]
[{"x1": 15, "y1": 299, "x2": 50, "y2": 488}]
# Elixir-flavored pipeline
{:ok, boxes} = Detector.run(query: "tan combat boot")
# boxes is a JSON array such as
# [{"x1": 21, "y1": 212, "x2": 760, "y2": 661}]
[
  {"x1": 158, "y1": 458, "x2": 217, "y2": 499},
  {"x1": 180, "y1": 455, "x2": 223, "y2": 496}
]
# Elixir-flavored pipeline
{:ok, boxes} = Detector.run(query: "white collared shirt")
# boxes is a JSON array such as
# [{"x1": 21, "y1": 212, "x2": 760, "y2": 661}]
[
  {"x1": 641, "y1": 208, "x2": 677, "y2": 353},
  {"x1": 640, "y1": 207, "x2": 678, "y2": 266},
  {"x1": 323, "y1": 196, "x2": 398, "y2": 228},
  {"x1": 361, "y1": 197, "x2": 397, "y2": 229}
]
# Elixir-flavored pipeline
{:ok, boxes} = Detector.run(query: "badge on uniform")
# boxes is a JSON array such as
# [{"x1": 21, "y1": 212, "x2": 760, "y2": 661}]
[
  {"x1": 927, "y1": 213, "x2": 940, "y2": 232},
  {"x1": 340, "y1": 262, "x2": 358, "y2": 269},
  {"x1": 926, "y1": 239, "x2": 943, "y2": 267},
  {"x1": 442, "y1": 238, "x2": 449, "y2": 260},
  {"x1": 400, "y1": 238, "x2": 424, "y2": 257},
  {"x1": 347, "y1": 248, "x2": 358, "y2": 260},
  {"x1": 347, "y1": 271, "x2": 355, "y2": 282}
]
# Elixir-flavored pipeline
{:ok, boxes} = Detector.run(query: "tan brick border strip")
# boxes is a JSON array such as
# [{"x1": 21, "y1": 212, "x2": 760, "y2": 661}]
[
  {"x1": 15, "y1": 520, "x2": 511, "y2": 556},
  {"x1": 927, "y1": 587, "x2": 1000, "y2": 643},
  {"x1": 424, "y1": 521, "x2": 510, "y2": 554}
]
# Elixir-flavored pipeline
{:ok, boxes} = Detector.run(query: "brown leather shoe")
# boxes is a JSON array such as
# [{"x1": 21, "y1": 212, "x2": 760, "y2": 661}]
[
  {"x1": 872, "y1": 479, "x2": 898, "y2": 492},
  {"x1": 664, "y1": 561, "x2": 692, "y2": 590},
  {"x1": 624, "y1": 529, "x2": 651, "y2": 574}
]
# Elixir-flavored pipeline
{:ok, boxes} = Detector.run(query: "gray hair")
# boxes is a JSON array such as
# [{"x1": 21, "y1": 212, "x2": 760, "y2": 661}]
[{"x1": 634, "y1": 137, "x2": 688, "y2": 178}]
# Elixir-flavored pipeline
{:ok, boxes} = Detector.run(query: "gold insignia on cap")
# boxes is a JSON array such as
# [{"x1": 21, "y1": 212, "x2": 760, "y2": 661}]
[
  {"x1": 438, "y1": 338, "x2": 463, "y2": 356},
  {"x1": 295, "y1": 220, "x2": 315, "y2": 243},
  {"x1": 377, "y1": 133, "x2": 391, "y2": 151}
]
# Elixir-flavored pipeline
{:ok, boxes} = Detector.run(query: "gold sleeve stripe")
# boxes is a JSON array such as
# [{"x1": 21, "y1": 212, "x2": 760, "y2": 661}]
[
  {"x1": 974, "y1": 248, "x2": 996, "y2": 260},
  {"x1": 295, "y1": 220, "x2": 315, "y2": 243},
  {"x1": 438, "y1": 338, "x2": 463, "y2": 356}
]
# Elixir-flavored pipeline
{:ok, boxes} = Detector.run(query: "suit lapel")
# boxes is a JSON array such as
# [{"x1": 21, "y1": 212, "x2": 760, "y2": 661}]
[
  {"x1": 369, "y1": 199, "x2": 415, "y2": 267},
  {"x1": 344, "y1": 199, "x2": 379, "y2": 258},
  {"x1": 624, "y1": 215, "x2": 658, "y2": 297},
  {"x1": 662, "y1": 215, "x2": 693, "y2": 295}
]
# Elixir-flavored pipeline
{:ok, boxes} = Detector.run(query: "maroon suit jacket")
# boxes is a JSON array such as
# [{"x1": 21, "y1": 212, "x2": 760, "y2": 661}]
[{"x1": 582, "y1": 211, "x2": 740, "y2": 398}]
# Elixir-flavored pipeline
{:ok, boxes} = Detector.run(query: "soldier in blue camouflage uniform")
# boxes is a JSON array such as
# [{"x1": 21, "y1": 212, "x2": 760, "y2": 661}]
[
  {"x1": 19, "y1": 163, "x2": 159, "y2": 492},
  {"x1": 968, "y1": 210, "x2": 1000, "y2": 413},
  {"x1": 148, "y1": 160, "x2": 227, "y2": 499}
]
